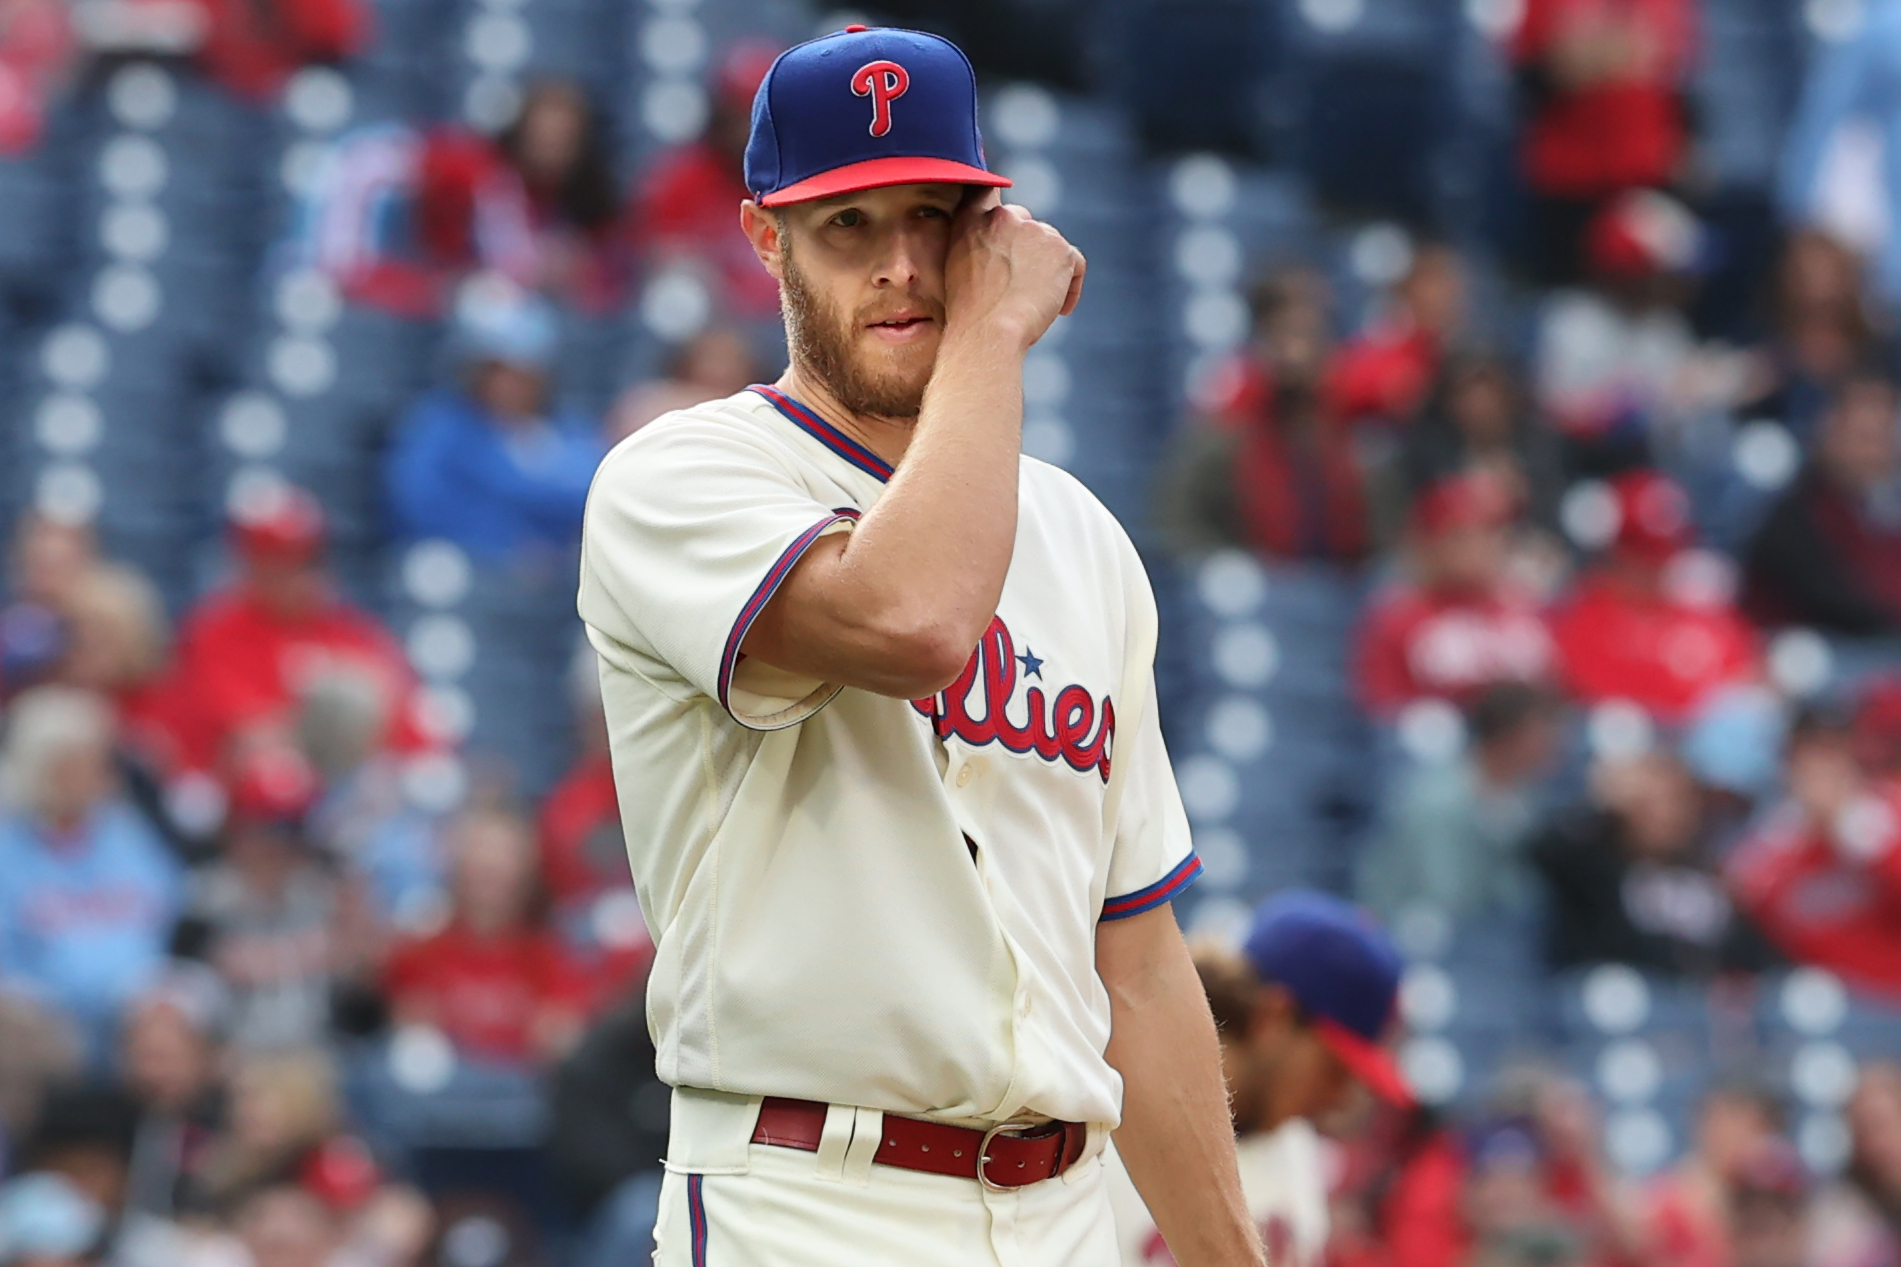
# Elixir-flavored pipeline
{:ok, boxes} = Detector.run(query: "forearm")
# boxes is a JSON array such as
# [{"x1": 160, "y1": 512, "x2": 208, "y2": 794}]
[
  {"x1": 1102, "y1": 912, "x2": 1263, "y2": 1267},
  {"x1": 837, "y1": 323, "x2": 1026, "y2": 648}
]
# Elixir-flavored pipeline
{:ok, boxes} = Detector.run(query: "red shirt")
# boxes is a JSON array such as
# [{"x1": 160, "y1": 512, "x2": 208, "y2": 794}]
[
  {"x1": 1549, "y1": 573, "x2": 1757, "y2": 722},
  {"x1": 1356, "y1": 583, "x2": 1557, "y2": 718},
  {"x1": 383, "y1": 923, "x2": 592, "y2": 1063},
  {"x1": 168, "y1": 584, "x2": 430, "y2": 770},
  {"x1": 1727, "y1": 790, "x2": 1901, "y2": 1000},
  {"x1": 539, "y1": 752, "x2": 623, "y2": 906},
  {"x1": 1325, "y1": 323, "x2": 1441, "y2": 428},
  {"x1": 1513, "y1": 0, "x2": 1694, "y2": 199},
  {"x1": 629, "y1": 142, "x2": 780, "y2": 319},
  {"x1": 192, "y1": 0, "x2": 369, "y2": 100},
  {"x1": 538, "y1": 753, "x2": 652, "y2": 1003},
  {"x1": 1638, "y1": 1173, "x2": 1730, "y2": 1267}
]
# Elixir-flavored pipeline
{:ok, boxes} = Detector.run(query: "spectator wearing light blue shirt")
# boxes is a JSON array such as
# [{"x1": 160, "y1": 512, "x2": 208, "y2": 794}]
[
  {"x1": 385, "y1": 284, "x2": 606, "y2": 564},
  {"x1": 0, "y1": 686, "x2": 183, "y2": 1057},
  {"x1": 1780, "y1": 0, "x2": 1901, "y2": 307}
]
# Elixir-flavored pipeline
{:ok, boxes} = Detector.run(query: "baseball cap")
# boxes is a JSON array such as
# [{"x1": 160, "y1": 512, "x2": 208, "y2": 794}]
[
  {"x1": 1241, "y1": 890, "x2": 1414, "y2": 1109},
  {"x1": 744, "y1": 26, "x2": 1011, "y2": 207},
  {"x1": 1411, "y1": 470, "x2": 1518, "y2": 538},
  {"x1": 454, "y1": 278, "x2": 559, "y2": 371},
  {"x1": 226, "y1": 745, "x2": 320, "y2": 831},
  {"x1": 231, "y1": 482, "x2": 327, "y2": 563},
  {"x1": 1608, "y1": 469, "x2": 1693, "y2": 563},
  {"x1": 1586, "y1": 189, "x2": 1707, "y2": 280}
]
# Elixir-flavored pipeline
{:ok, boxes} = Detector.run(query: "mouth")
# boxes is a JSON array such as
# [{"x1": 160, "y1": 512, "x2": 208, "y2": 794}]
[{"x1": 865, "y1": 313, "x2": 938, "y2": 344}]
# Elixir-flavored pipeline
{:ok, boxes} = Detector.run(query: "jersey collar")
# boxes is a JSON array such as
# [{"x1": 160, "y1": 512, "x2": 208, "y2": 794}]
[{"x1": 749, "y1": 384, "x2": 894, "y2": 483}]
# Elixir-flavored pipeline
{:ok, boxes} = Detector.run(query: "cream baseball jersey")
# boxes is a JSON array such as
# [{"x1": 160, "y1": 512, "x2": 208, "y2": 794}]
[
  {"x1": 576, "y1": 386, "x2": 1199, "y2": 1127},
  {"x1": 1105, "y1": 1122, "x2": 1334, "y2": 1267}
]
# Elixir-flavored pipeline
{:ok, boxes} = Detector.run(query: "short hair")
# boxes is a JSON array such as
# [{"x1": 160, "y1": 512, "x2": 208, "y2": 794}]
[
  {"x1": 1468, "y1": 682, "x2": 1561, "y2": 747},
  {"x1": 295, "y1": 666, "x2": 391, "y2": 778},
  {"x1": 23, "y1": 1081, "x2": 138, "y2": 1168},
  {"x1": 1786, "y1": 699, "x2": 1855, "y2": 751},
  {"x1": 1833, "y1": 361, "x2": 1901, "y2": 404},
  {"x1": 0, "y1": 685, "x2": 115, "y2": 815},
  {"x1": 1245, "y1": 267, "x2": 1329, "y2": 332},
  {"x1": 64, "y1": 561, "x2": 169, "y2": 683}
]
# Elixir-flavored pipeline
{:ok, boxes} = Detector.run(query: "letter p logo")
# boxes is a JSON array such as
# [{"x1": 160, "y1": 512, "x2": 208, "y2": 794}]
[{"x1": 850, "y1": 60, "x2": 909, "y2": 138}]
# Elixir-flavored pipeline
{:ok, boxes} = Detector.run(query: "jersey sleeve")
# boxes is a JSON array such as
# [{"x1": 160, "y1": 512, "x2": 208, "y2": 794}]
[
  {"x1": 1100, "y1": 671, "x2": 1201, "y2": 921},
  {"x1": 578, "y1": 415, "x2": 856, "y2": 730}
]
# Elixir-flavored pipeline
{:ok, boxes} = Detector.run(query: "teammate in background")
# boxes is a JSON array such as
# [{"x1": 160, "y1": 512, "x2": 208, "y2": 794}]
[
  {"x1": 1110, "y1": 891, "x2": 1414, "y2": 1267},
  {"x1": 578, "y1": 24, "x2": 1259, "y2": 1267}
]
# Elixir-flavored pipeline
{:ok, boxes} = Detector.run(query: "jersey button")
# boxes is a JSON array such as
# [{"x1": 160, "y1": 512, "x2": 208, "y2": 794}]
[{"x1": 955, "y1": 763, "x2": 974, "y2": 787}]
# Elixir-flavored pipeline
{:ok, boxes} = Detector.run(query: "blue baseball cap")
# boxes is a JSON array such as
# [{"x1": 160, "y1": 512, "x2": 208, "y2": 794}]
[
  {"x1": 1242, "y1": 890, "x2": 1414, "y2": 1108},
  {"x1": 745, "y1": 25, "x2": 1012, "y2": 208}
]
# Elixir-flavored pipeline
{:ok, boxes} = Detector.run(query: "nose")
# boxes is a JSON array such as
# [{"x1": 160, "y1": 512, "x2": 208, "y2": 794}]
[{"x1": 871, "y1": 222, "x2": 929, "y2": 290}]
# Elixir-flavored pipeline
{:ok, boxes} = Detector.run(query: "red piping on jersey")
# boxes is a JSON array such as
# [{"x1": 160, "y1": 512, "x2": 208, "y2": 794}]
[
  {"x1": 688, "y1": 1173, "x2": 707, "y2": 1267},
  {"x1": 1101, "y1": 853, "x2": 1203, "y2": 921},
  {"x1": 749, "y1": 384, "x2": 894, "y2": 482}
]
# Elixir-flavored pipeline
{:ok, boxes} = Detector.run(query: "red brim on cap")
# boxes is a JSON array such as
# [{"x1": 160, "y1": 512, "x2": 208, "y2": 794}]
[
  {"x1": 1314, "y1": 1017, "x2": 1416, "y2": 1110},
  {"x1": 758, "y1": 156, "x2": 1012, "y2": 207}
]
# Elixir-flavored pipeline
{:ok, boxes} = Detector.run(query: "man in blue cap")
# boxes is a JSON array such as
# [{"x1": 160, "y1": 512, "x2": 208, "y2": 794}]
[
  {"x1": 1110, "y1": 891, "x2": 1415, "y2": 1267},
  {"x1": 579, "y1": 22, "x2": 1260, "y2": 1267}
]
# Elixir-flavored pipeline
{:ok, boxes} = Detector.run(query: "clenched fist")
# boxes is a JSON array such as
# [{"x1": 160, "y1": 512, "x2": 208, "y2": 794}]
[{"x1": 942, "y1": 190, "x2": 1086, "y2": 351}]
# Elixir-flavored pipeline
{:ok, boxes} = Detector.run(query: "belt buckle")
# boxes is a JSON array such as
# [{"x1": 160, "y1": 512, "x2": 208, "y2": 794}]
[{"x1": 977, "y1": 1121, "x2": 1033, "y2": 1192}]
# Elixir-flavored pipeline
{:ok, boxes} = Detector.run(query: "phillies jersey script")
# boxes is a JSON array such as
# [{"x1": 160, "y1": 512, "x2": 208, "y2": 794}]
[{"x1": 576, "y1": 386, "x2": 1200, "y2": 1128}]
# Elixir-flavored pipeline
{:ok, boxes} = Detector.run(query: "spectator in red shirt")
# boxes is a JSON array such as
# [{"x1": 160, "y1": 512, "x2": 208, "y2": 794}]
[
  {"x1": 168, "y1": 486, "x2": 431, "y2": 775},
  {"x1": 191, "y1": 0, "x2": 367, "y2": 101},
  {"x1": 1635, "y1": 1082, "x2": 1786, "y2": 1267},
  {"x1": 628, "y1": 41, "x2": 783, "y2": 322},
  {"x1": 1158, "y1": 269, "x2": 1371, "y2": 565},
  {"x1": 1744, "y1": 368, "x2": 1901, "y2": 637},
  {"x1": 1326, "y1": 245, "x2": 1470, "y2": 430},
  {"x1": 1357, "y1": 472, "x2": 1557, "y2": 719},
  {"x1": 1550, "y1": 471, "x2": 1758, "y2": 723},
  {"x1": 1511, "y1": 0, "x2": 1697, "y2": 283},
  {"x1": 298, "y1": 79, "x2": 621, "y2": 318},
  {"x1": 383, "y1": 807, "x2": 590, "y2": 1066},
  {"x1": 298, "y1": 126, "x2": 538, "y2": 317},
  {"x1": 1727, "y1": 704, "x2": 1901, "y2": 1001},
  {"x1": 539, "y1": 656, "x2": 649, "y2": 1005}
]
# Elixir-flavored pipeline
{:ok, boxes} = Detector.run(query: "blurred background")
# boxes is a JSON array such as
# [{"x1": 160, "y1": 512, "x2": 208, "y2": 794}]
[{"x1": 3, "y1": 0, "x2": 1901, "y2": 1264}]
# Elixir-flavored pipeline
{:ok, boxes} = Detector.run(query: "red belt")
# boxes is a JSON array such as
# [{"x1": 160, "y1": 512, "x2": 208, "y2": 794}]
[{"x1": 749, "y1": 1096, "x2": 1088, "y2": 1189}]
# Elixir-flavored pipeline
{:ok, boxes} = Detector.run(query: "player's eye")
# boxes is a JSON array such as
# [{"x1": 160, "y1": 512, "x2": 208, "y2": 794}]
[
  {"x1": 828, "y1": 208, "x2": 864, "y2": 228},
  {"x1": 917, "y1": 205, "x2": 949, "y2": 219}
]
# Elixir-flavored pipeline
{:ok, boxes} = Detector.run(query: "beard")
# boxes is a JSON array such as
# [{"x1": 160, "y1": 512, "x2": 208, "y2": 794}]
[{"x1": 780, "y1": 246, "x2": 937, "y2": 420}]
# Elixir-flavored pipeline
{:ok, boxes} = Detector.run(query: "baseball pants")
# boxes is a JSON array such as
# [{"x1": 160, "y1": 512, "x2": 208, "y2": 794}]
[{"x1": 653, "y1": 1087, "x2": 1119, "y2": 1267}]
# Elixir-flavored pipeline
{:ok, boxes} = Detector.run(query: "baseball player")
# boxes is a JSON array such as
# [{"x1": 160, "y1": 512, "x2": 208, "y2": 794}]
[
  {"x1": 576, "y1": 23, "x2": 1263, "y2": 1267},
  {"x1": 1108, "y1": 891, "x2": 1415, "y2": 1267}
]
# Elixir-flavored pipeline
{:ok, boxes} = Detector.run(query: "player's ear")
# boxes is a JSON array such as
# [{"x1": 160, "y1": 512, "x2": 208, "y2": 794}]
[{"x1": 740, "y1": 200, "x2": 787, "y2": 281}]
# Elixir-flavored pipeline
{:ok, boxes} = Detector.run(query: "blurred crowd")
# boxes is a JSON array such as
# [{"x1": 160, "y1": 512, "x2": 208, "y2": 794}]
[
  {"x1": 5, "y1": 0, "x2": 1901, "y2": 1265},
  {"x1": 1144, "y1": 0, "x2": 1901, "y2": 1263}
]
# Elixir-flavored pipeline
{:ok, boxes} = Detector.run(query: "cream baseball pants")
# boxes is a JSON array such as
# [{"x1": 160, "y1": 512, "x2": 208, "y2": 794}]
[{"x1": 651, "y1": 1087, "x2": 1118, "y2": 1266}]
